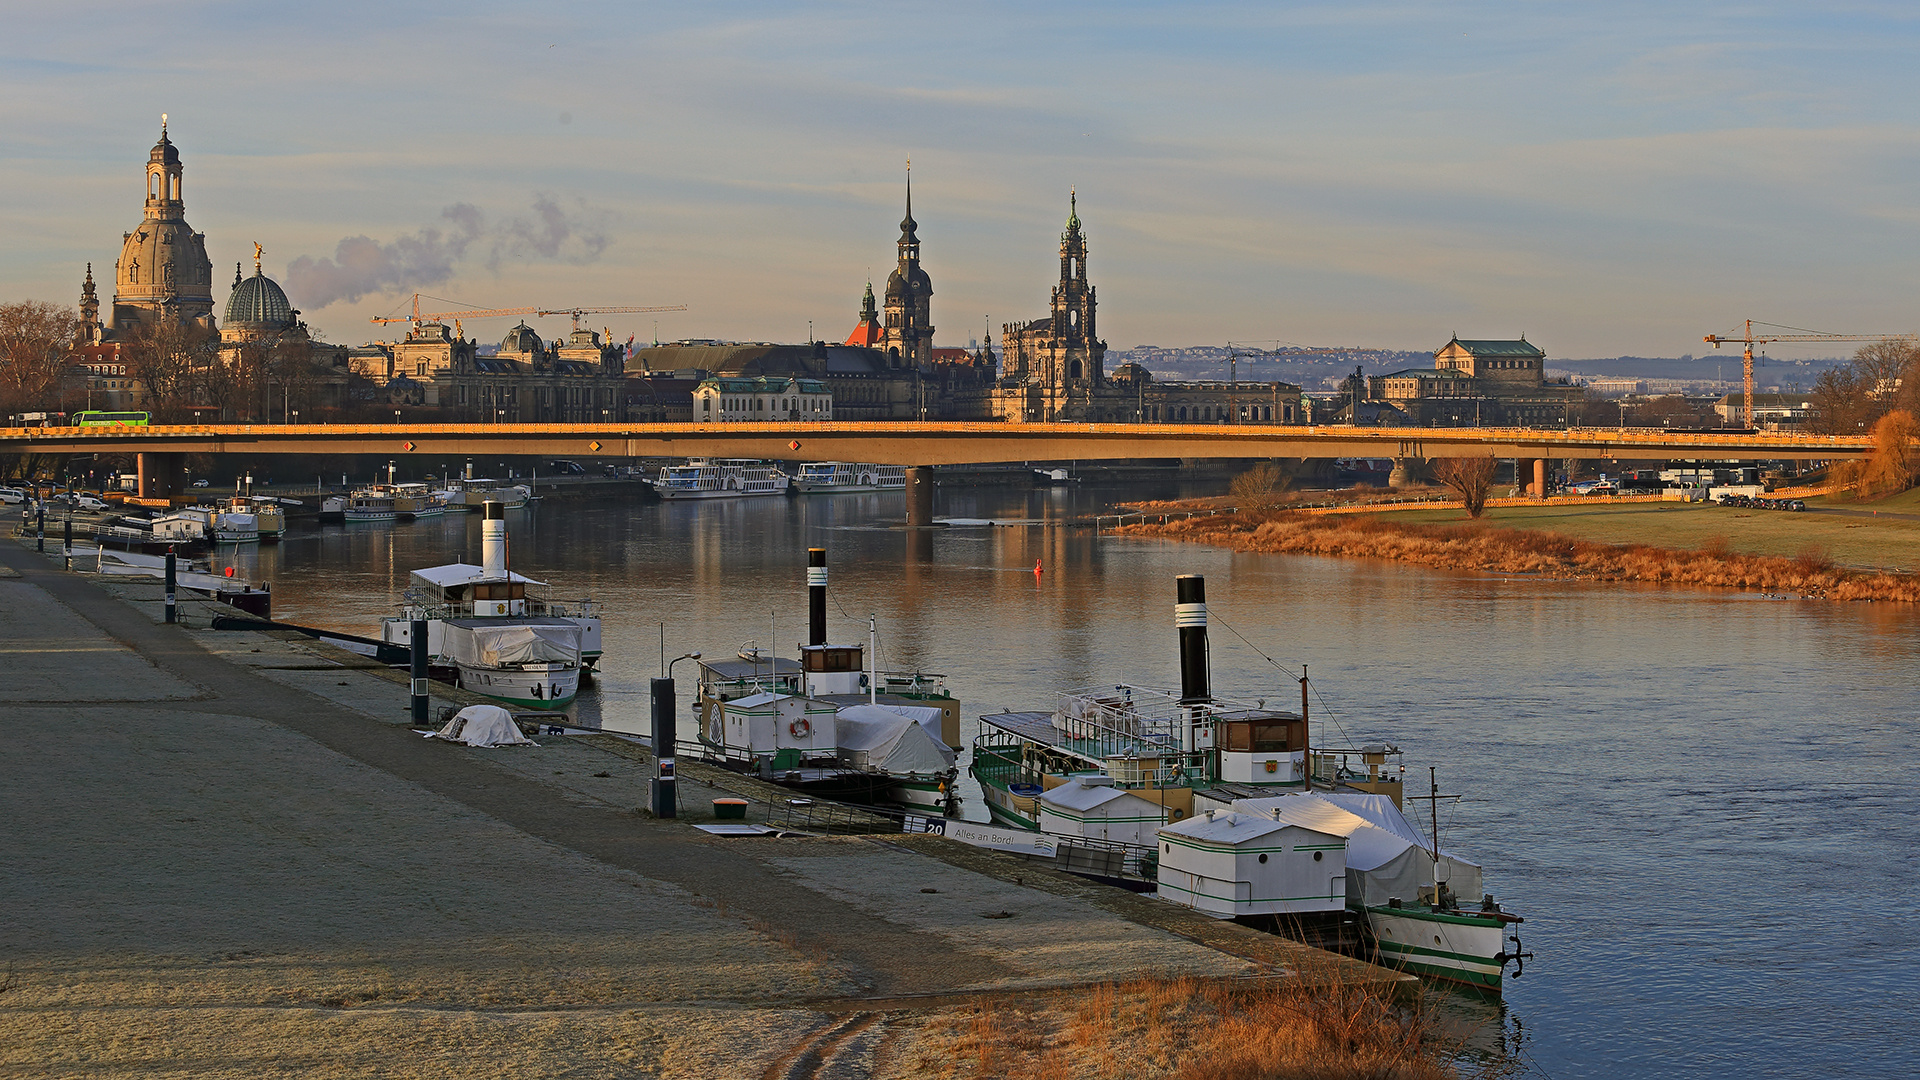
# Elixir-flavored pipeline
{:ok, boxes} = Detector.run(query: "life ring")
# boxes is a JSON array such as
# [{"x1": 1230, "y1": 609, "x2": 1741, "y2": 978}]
[{"x1": 789, "y1": 718, "x2": 811, "y2": 738}]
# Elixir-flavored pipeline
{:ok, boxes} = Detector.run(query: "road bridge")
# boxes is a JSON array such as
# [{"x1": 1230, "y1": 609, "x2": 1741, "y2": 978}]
[{"x1": 5, "y1": 420, "x2": 1869, "y2": 525}]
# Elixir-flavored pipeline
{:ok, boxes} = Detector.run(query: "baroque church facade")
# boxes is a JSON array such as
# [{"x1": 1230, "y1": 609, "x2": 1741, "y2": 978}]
[{"x1": 980, "y1": 195, "x2": 1302, "y2": 425}]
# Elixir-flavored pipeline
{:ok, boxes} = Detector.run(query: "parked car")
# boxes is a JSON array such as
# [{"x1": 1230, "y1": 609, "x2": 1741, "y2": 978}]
[
  {"x1": 191, "y1": 479, "x2": 210, "y2": 488},
  {"x1": 0, "y1": 487, "x2": 24, "y2": 505},
  {"x1": 73, "y1": 494, "x2": 109, "y2": 512}
]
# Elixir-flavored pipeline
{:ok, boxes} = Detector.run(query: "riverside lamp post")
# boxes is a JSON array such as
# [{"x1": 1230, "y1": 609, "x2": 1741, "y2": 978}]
[{"x1": 654, "y1": 651, "x2": 701, "y2": 818}]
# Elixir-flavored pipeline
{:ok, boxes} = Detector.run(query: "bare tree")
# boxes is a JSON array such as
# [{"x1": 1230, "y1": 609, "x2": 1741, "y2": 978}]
[
  {"x1": 1810, "y1": 366, "x2": 1872, "y2": 435},
  {"x1": 0, "y1": 300, "x2": 80, "y2": 414},
  {"x1": 1229, "y1": 461, "x2": 1293, "y2": 507},
  {"x1": 1851, "y1": 340, "x2": 1920, "y2": 400},
  {"x1": 1433, "y1": 455, "x2": 1499, "y2": 518},
  {"x1": 121, "y1": 320, "x2": 215, "y2": 418}
]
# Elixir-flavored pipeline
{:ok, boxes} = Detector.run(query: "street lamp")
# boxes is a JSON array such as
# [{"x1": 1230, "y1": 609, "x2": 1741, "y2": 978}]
[{"x1": 394, "y1": 409, "x2": 402, "y2": 425}]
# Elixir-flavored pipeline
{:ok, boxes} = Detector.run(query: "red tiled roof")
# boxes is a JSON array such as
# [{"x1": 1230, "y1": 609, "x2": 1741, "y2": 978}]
[{"x1": 844, "y1": 319, "x2": 884, "y2": 347}]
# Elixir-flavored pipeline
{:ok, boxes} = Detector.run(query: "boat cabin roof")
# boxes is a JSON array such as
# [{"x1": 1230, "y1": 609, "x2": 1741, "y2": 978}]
[
  {"x1": 409, "y1": 563, "x2": 548, "y2": 589},
  {"x1": 699, "y1": 656, "x2": 802, "y2": 680}
]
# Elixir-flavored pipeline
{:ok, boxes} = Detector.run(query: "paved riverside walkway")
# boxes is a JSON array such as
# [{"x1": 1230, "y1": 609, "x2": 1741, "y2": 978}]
[{"x1": 0, "y1": 525, "x2": 1389, "y2": 1078}]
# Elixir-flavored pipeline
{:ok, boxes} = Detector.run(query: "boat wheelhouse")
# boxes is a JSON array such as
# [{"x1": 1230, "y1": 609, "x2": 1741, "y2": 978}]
[
  {"x1": 649, "y1": 459, "x2": 790, "y2": 499},
  {"x1": 392, "y1": 482, "x2": 448, "y2": 519}
]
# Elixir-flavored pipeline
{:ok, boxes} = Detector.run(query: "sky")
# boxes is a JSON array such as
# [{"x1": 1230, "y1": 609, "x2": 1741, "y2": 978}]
[{"x1": 5, "y1": 2, "x2": 1920, "y2": 359}]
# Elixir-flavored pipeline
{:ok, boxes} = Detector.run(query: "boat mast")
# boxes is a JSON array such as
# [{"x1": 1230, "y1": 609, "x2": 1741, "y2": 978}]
[
  {"x1": 868, "y1": 614, "x2": 878, "y2": 705},
  {"x1": 1300, "y1": 665, "x2": 1311, "y2": 792},
  {"x1": 1429, "y1": 766, "x2": 1441, "y2": 906}
]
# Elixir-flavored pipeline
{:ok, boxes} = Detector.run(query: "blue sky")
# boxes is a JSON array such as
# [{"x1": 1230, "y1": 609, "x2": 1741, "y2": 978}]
[{"x1": 5, "y1": 2, "x2": 1920, "y2": 358}]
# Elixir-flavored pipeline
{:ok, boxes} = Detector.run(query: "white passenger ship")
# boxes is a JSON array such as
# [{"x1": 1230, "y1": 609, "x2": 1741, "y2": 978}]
[
  {"x1": 789, "y1": 462, "x2": 906, "y2": 494},
  {"x1": 649, "y1": 459, "x2": 790, "y2": 499}
]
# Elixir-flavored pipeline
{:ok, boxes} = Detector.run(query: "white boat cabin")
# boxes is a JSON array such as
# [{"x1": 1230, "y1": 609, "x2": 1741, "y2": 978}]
[
  {"x1": 1038, "y1": 775, "x2": 1169, "y2": 848},
  {"x1": 409, "y1": 563, "x2": 547, "y2": 618},
  {"x1": 707, "y1": 691, "x2": 839, "y2": 761},
  {"x1": 1155, "y1": 808, "x2": 1348, "y2": 919}
]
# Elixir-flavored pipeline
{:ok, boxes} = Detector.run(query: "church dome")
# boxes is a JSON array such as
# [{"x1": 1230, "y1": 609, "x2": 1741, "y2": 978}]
[
  {"x1": 226, "y1": 270, "x2": 294, "y2": 329},
  {"x1": 150, "y1": 130, "x2": 180, "y2": 167},
  {"x1": 500, "y1": 321, "x2": 544, "y2": 354}
]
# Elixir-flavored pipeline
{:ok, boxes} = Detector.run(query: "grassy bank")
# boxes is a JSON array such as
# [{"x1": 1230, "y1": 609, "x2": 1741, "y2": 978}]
[
  {"x1": 1116, "y1": 498, "x2": 1920, "y2": 602},
  {"x1": 899, "y1": 971, "x2": 1495, "y2": 1080}
]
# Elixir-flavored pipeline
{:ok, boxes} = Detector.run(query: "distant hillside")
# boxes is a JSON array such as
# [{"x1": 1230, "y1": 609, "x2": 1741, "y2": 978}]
[
  {"x1": 1107, "y1": 346, "x2": 1853, "y2": 394},
  {"x1": 1110, "y1": 345, "x2": 1432, "y2": 392}
]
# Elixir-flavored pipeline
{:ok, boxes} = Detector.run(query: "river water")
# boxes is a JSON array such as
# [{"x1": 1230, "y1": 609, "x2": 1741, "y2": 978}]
[{"x1": 228, "y1": 481, "x2": 1918, "y2": 1079}]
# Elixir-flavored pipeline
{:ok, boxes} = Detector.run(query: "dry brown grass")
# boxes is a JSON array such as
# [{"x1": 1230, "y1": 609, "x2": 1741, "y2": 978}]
[
  {"x1": 905, "y1": 968, "x2": 1501, "y2": 1080},
  {"x1": 1118, "y1": 509, "x2": 1920, "y2": 602}
]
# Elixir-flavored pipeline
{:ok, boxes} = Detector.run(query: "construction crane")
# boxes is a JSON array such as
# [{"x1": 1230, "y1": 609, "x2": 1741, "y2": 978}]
[
  {"x1": 370, "y1": 293, "x2": 688, "y2": 334},
  {"x1": 1704, "y1": 320, "x2": 1917, "y2": 428}
]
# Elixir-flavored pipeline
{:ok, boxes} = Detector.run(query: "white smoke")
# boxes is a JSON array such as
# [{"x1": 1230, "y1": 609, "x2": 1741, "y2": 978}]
[{"x1": 286, "y1": 197, "x2": 612, "y2": 309}]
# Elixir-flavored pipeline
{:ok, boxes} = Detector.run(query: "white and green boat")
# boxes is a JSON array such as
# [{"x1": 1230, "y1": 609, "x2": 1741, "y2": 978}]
[{"x1": 973, "y1": 573, "x2": 1531, "y2": 993}]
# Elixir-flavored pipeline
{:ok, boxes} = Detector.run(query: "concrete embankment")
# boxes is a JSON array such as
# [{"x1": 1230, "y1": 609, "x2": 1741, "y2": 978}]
[{"x1": 0, "y1": 518, "x2": 1394, "y2": 1078}]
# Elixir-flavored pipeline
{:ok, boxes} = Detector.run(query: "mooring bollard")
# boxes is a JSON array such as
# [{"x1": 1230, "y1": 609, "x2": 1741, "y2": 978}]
[{"x1": 410, "y1": 617, "x2": 429, "y2": 726}]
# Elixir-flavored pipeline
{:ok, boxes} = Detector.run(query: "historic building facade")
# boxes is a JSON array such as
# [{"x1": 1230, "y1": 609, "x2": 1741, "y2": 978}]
[
  {"x1": 409, "y1": 321, "x2": 628, "y2": 422},
  {"x1": 1366, "y1": 337, "x2": 1585, "y2": 426},
  {"x1": 982, "y1": 196, "x2": 1300, "y2": 425},
  {"x1": 693, "y1": 375, "x2": 832, "y2": 421}
]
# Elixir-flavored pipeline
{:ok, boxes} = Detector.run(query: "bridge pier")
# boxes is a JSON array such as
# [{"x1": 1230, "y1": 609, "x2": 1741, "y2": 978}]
[
  {"x1": 905, "y1": 466, "x2": 937, "y2": 528},
  {"x1": 137, "y1": 452, "x2": 183, "y2": 500},
  {"x1": 1531, "y1": 458, "x2": 1548, "y2": 497},
  {"x1": 1388, "y1": 457, "x2": 1414, "y2": 489}
]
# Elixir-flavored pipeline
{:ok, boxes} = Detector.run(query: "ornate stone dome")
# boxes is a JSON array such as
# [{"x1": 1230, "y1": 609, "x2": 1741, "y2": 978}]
[
  {"x1": 151, "y1": 129, "x2": 181, "y2": 167},
  {"x1": 225, "y1": 268, "x2": 294, "y2": 329},
  {"x1": 500, "y1": 321, "x2": 544, "y2": 355}
]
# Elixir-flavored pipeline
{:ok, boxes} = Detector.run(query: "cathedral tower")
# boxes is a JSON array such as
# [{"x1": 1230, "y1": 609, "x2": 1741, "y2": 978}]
[
  {"x1": 112, "y1": 118, "x2": 215, "y2": 331},
  {"x1": 881, "y1": 168, "x2": 933, "y2": 369}
]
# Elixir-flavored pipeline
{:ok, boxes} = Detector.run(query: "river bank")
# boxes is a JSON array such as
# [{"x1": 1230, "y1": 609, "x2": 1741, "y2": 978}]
[
  {"x1": 0, "y1": 518, "x2": 1459, "y2": 1079},
  {"x1": 1115, "y1": 497, "x2": 1920, "y2": 602}
]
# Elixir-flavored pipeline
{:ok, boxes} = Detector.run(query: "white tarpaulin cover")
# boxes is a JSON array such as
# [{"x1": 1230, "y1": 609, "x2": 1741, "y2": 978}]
[
  {"x1": 430, "y1": 705, "x2": 535, "y2": 747},
  {"x1": 443, "y1": 622, "x2": 580, "y2": 667},
  {"x1": 1230, "y1": 792, "x2": 1482, "y2": 906},
  {"x1": 834, "y1": 705, "x2": 957, "y2": 777}
]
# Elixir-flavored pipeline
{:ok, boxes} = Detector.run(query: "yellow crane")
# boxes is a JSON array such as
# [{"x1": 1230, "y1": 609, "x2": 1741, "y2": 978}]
[
  {"x1": 371, "y1": 293, "x2": 688, "y2": 334},
  {"x1": 1704, "y1": 320, "x2": 1916, "y2": 428}
]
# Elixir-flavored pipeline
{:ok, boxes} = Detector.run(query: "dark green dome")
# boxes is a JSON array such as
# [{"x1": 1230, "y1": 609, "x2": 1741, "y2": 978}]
[{"x1": 225, "y1": 270, "x2": 294, "y2": 328}]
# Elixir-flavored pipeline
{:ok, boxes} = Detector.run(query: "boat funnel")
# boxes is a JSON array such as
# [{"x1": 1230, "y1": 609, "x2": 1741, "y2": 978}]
[
  {"x1": 1176, "y1": 575, "x2": 1211, "y2": 705},
  {"x1": 482, "y1": 500, "x2": 507, "y2": 577},
  {"x1": 808, "y1": 547, "x2": 827, "y2": 647}
]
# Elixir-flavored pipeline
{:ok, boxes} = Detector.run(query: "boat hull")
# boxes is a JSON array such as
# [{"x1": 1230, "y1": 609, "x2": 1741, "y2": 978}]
[
  {"x1": 454, "y1": 662, "x2": 579, "y2": 711},
  {"x1": 653, "y1": 486, "x2": 788, "y2": 500},
  {"x1": 1365, "y1": 905, "x2": 1513, "y2": 992}
]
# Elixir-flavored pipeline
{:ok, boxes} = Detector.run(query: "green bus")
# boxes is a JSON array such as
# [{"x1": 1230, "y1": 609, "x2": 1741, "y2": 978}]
[{"x1": 73, "y1": 411, "x2": 151, "y2": 427}]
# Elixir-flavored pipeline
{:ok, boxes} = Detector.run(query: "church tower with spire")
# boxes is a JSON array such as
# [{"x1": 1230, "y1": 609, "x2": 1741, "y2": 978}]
[
  {"x1": 995, "y1": 191, "x2": 1108, "y2": 420},
  {"x1": 881, "y1": 167, "x2": 934, "y2": 369}
]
